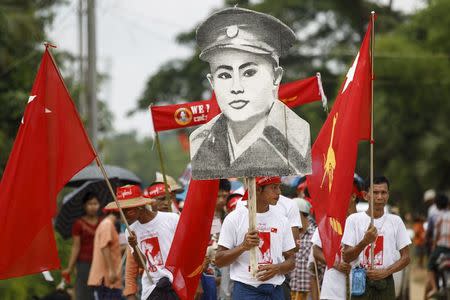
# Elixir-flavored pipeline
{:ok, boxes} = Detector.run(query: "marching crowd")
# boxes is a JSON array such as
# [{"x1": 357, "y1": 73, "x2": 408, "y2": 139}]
[{"x1": 57, "y1": 172, "x2": 450, "y2": 300}]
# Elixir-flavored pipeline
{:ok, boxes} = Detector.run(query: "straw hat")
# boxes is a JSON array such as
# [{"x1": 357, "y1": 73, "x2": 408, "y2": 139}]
[
  {"x1": 103, "y1": 185, "x2": 152, "y2": 211},
  {"x1": 155, "y1": 172, "x2": 184, "y2": 194}
]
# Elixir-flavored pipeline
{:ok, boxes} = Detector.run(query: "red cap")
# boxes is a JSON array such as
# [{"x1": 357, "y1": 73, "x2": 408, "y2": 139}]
[
  {"x1": 256, "y1": 176, "x2": 281, "y2": 186},
  {"x1": 296, "y1": 181, "x2": 307, "y2": 192},
  {"x1": 226, "y1": 193, "x2": 242, "y2": 212},
  {"x1": 117, "y1": 184, "x2": 142, "y2": 200},
  {"x1": 352, "y1": 182, "x2": 364, "y2": 199},
  {"x1": 145, "y1": 182, "x2": 170, "y2": 198}
]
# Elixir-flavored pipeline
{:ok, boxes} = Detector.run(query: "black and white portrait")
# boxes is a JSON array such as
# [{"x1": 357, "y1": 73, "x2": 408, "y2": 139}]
[{"x1": 190, "y1": 7, "x2": 312, "y2": 179}]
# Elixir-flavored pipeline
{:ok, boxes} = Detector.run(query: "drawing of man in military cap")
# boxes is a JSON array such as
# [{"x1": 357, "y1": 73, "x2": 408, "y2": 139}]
[{"x1": 190, "y1": 7, "x2": 312, "y2": 180}]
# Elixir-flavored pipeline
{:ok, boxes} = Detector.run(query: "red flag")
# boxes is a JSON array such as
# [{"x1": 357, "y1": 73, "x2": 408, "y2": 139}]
[
  {"x1": 307, "y1": 21, "x2": 373, "y2": 268},
  {"x1": 0, "y1": 48, "x2": 96, "y2": 279},
  {"x1": 165, "y1": 179, "x2": 219, "y2": 300},
  {"x1": 150, "y1": 75, "x2": 326, "y2": 132},
  {"x1": 279, "y1": 74, "x2": 325, "y2": 108}
]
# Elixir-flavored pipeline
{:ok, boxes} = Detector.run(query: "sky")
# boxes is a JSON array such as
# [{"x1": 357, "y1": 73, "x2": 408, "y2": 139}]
[{"x1": 47, "y1": 0, "x2": 426, "y2": 139}]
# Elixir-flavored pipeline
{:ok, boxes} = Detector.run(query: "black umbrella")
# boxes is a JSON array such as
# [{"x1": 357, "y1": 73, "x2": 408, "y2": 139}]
[
  {"x1": 55, "y1": 178, "x2": 121, "y2": 239},
  {"x1": 67, "y1": 164, "x2": 141, "y2": 188}
]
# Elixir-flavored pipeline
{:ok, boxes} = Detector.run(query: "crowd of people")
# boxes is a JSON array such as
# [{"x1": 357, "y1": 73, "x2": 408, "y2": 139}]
[{"x1": 55, "y1": 172, "x2": 450, "y2": 300}]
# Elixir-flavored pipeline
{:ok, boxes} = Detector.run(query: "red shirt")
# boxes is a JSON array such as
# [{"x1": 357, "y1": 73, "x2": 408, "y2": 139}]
[{"x1": 72, "y1": 217, "x2": 101, "y2": 262}]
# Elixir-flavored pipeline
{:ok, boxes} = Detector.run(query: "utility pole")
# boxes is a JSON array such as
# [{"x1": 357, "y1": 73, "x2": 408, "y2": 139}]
[
  {"x1": 87, "y1": 0, "x2": 97, "y2": 149},
  {"x1": 78, "y1": 0, "x2": 86, "y2": 119}
]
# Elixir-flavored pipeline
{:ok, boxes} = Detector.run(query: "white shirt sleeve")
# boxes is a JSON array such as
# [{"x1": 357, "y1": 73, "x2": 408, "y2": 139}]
[
  {"x1": 282, "y1": 218, "x2": 296, "y2": 252},
  {"x1": 341, "y1": 214, "x2": 357, "y2": 247},
  {"x1": 394, "y1": 216, "x2": 412, "y2": 251},
  {"x1": 218, "y1": 213, "x2": 236, "y2": 250},
  {"x1": 287, "y1": 200, "x2": 302, "y2": 228},
  {"x1": 311, "y1": 228, "x2": 322, "y2": 247}
]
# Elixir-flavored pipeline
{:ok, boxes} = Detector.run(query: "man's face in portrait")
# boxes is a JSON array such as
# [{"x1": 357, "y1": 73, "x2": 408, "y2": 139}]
[{"x1": 207, "y1": 48, "x2": 283, "y2": 123}]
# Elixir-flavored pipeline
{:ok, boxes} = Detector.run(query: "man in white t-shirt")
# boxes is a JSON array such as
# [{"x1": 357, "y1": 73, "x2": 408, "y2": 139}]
[
  {"x1": 215, "y1": 176, "x2": 296, "y2": 299},
  {"x1": 236, "y1": 187, "x2": 302, "y2": 248},
  {"x1": 311, "y1": 181, "x2": 361, "y2": 299},
  {"x1": 105, "y1": 185, "x2": 180, "y2": 300},
  {"x1": 341, "y1": 176, "x2": 411, "y2": 299}
]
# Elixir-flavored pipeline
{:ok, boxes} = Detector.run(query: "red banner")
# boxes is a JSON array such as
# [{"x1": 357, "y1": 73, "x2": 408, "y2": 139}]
[
  {"x1": 150, "y1": 74, "x2": 326, "y2": 132},
  {"x1": 151, "y1": 99, "x2": 221, "y2": 132}
]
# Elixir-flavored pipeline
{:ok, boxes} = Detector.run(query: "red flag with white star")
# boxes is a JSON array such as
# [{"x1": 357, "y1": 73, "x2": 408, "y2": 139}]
[
  {"x1": 0, "y1": 48, "x2": 96, "y2": 279},
  {"x1": 307, "y1": 20, "x2": 373, "y2": 268}
]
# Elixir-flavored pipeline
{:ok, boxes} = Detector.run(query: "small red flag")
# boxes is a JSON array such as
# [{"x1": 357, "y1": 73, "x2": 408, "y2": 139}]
[
  {"x1": 150, "y1": 75, "x2": 326, "y2": 132},
  {"x1": 165, "y1": 179, "x2": 219, "y2": 300},
  {"x1": 307, "y1": 21, "x2": 373, "y2": 268},
  {"x1": 0, "y1": 48, "x2": 96, "y2": 279}
]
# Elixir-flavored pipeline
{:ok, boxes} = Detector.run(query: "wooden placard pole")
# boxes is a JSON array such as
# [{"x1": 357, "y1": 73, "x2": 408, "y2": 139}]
[
  {"x1": 154, "y1": 124, "x2": 172, "y2": 211},
  {"x1": 369, "y1": 11, "x2": 376, "y2": 269},
  {"x1": 246, "y1": 177, "x2": 258, "y2": 277}
]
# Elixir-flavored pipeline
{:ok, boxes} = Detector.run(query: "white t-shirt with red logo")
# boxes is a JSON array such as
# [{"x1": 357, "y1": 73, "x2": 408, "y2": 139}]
[
  {"x1": 236, "y1": 195, "x2": 302, "y2": 229},
  {"x1": 218, "y1": 206, "x2": 296, "y2": 287},
  {"x1": 126, "y1": 212, "x2": 179, "y2": 300},
  {"x1": 311, "y1": 229, "x2": 350, "y2": 299},
  {"x1": 341, "y1": 212, "x2": 411, "y2": 269}
]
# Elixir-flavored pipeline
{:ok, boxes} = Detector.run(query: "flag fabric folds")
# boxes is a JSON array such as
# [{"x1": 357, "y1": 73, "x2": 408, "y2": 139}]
[
  {"x1": 165, "y1": 179, "x2": 219, "y2": 300},
  {"x1": 0, "y1": 48, "x2": 96, "y2": 279},
  {"x1": 307, "y1": 21, "x2": 373, "y2": 268},
  {"x1": 150, "y1": 74, "x2": 326, "y2": 132}
]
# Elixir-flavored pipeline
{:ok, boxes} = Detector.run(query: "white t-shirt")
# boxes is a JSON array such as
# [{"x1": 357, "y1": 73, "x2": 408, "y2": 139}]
[
  {"x1": 236, "y1": 195, "x2": 302, "y2": 229},
  {"x1": 218, "y1": 206, "x2": 296, "y2": 287},
  {"x1": 126, "y1": 212, "x2": 179, "y2": 300},
  {"x1": 341, "y1": 212, "x2": 411, "y2": 269},
  {"x1": 311, "y1": 229, "x2": 349, "y2": 299}
]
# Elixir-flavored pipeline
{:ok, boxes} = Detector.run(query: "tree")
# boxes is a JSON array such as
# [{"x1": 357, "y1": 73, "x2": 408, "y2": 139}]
[{"x1": 134, "y1": 0, "x2": 450, "y2": 212}]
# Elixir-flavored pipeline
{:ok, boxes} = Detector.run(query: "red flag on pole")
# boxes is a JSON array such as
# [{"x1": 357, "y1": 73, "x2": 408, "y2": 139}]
[
  {"x1": 150, "y1": 74, "x2": 326, "y2": 132},
  {"x1": 307, "y1": 21, "x2": 373, "y2": 268},
  {"x1": 0, "y1": 48, "x2": 96, "y2": 279},
  {"x1": 165, "y1": 179, "x2": 219, "y2": 300}
]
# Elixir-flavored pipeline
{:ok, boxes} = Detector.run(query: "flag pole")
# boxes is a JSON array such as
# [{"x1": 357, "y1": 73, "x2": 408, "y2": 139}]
[
  {"x1": 246, "y1": 177, "x2": 258, "y2": 277},
  {"x1": 45, "y1": 44, "x2": 153, "y2": 285},
  {"x1": 151, "y1": 105, "x2": 172, "y2": 209},
  {"x1": 369, "y1": 11, "x2": 376, "y2": 268}
]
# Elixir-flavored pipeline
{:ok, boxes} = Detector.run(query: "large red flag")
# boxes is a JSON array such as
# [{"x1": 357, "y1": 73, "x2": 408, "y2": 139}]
[
  {"x1": 0, "y1": 48, "x2": 96, "y2": 279},
  {"x1": 307, "y1": 21, "x2": 373, "y2": 268},
  {"x1": 165, "y1": 179, "x2": 219, "y2": 300},
  {"x1": 150, "y1": 74, "x2": 326, "y2": 132}
]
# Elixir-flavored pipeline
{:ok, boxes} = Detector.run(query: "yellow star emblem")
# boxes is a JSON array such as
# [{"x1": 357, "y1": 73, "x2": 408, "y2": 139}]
[{"x1": 320, "y1": 113, "x2": 338, "y2": 192}]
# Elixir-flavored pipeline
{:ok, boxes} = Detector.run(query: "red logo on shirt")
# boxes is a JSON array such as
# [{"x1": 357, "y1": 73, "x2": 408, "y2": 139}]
[
  {"x1": 270, "y1": 227, "x2": 278, "y2": 233},
  {"x1": 258, "y1": 231, "x2": 272, "y2": 264},
  {"x1": 141, "y1": 236, "x2": 164, "y2": 272},
  {"x1": 363, "y1": 235, "x2": 384, "y2": 267}
]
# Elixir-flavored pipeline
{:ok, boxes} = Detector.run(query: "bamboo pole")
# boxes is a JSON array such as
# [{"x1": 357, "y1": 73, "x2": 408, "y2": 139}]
[
  {"x1": 45, "y1": 44, "x2": 153, "y2": 285},
  {"x1": 369, "y1": 11, "x2": 376, "y2": 268},
  {"x1": 314, "y1": 258, "x2": 321, "y2": 298},
  {"x1": 246, "y1": 177, "x2": 258, "y2": 277},
  {"x1": 154, "y1": 123, "x2": 172, "y2": 210}
]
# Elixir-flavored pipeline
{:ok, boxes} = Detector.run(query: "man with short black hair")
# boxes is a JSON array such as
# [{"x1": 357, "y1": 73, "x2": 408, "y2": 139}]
[
  {"x1": 215, "y1": 177, "x2": 296, "y2": 299},
  {"x1": 341, "y1": 176, "x2": 411, "y2": 299}
]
